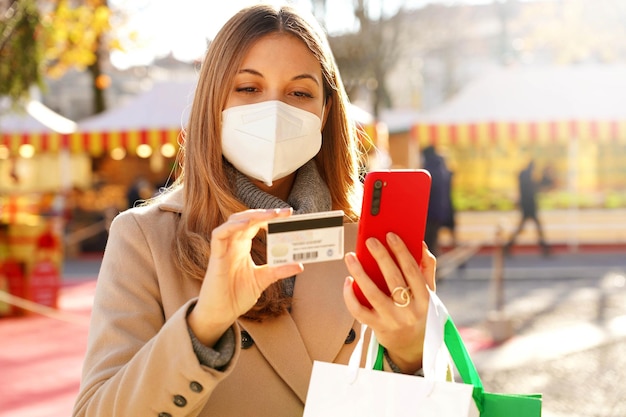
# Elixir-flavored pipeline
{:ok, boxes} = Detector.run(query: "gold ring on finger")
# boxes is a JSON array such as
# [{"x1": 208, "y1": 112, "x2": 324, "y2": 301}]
[{"x1": 391, "y1": 286, "x2": 412, "y2": 308}]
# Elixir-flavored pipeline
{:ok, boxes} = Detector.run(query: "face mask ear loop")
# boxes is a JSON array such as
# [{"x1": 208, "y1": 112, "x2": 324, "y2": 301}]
[{"x1": 321, "y1": 96, "x2": 331, "y2": 131}]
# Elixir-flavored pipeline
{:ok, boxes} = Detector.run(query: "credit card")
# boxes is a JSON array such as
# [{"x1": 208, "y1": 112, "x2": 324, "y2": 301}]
[{"x1": 266, "y1": 210, "x2": 345, "y2": 265}]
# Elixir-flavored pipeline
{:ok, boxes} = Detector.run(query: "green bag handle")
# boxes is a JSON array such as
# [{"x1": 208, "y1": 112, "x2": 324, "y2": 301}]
[
  {"x1": 445, "y1": 318, "x2": 542, "y2": 417},
  {"x1": 374, "y1": 343, "x2": 385, "y2": 371},
  {"x1": 374, "y1": 305, "x2": 541, "y2": 416},
  {"x1": 443, "y1": 317, "x2": 486, "y2": 411},
  {"x1": 373, "y1": 317, "x2": 486, "y2": 411}
]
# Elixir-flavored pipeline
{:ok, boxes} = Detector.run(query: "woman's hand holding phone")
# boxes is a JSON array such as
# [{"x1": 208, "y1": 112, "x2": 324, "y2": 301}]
[{"x1": 343, "y1": 231, "x2": 437, "y2": 374}]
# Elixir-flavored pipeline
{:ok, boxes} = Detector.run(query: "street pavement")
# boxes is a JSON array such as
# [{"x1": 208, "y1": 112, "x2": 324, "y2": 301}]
[
  {"x1": 7, "y1": 247, "x2": 626, "y2": 417},
  {"x1": 437, "y1": 247, "x2": 626, "y2": 417}
]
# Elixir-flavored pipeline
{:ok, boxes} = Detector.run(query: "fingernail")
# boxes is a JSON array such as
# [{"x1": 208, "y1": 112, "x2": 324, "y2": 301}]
[
  {"x1": 344, "y1": 252, "x2": 357, "y2": 265},
  {"x1": 387, "y1": 232, "x2": 399, "y2": 243},
  {"x1": 366, "y1": 237, "x2": 379, "y2": 249}
]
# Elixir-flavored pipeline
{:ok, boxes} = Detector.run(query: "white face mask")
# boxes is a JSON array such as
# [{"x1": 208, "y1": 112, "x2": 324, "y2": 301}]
[{"x1": 221, "y1": 100, "x2": 323, "y2": 186}]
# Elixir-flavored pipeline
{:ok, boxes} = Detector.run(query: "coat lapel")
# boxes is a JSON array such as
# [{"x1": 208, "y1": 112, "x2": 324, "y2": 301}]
[{"x1": 238, "y1": 222, "x2": 359, "y2": 403}]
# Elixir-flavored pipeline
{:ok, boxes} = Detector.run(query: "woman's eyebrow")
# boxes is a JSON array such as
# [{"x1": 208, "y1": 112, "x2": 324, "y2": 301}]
[
  {"x1": 237, "y1": 68, "x2": 320, "y2": 86},
  {"x1": 292, "y1": 73, "x2": 320, "y2": 86},
  {"x1": 238, "y1": 68, "x2": 263, "y2": 77}
]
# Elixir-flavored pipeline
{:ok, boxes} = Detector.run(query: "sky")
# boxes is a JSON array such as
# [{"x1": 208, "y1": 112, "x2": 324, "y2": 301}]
[{"x1": 108, "y1": 0, "x2": 498, "y2": 69}]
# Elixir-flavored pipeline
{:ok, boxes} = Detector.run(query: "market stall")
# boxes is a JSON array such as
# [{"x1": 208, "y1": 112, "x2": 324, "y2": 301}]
[
  {"x1": 409, "y1": 65, "x2": 626, "y2": 211},
  {"x1": 0, "y1": 100, "x2": 73, "y2": 316},
  {"x1": 2, "y1": 84, "x2": 187, "y2": 266}
]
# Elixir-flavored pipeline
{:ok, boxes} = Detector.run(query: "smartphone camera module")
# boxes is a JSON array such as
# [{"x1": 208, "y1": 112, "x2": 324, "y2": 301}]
[{"x1": 371, "y1": 179, "x2": 384, "y2": 215}]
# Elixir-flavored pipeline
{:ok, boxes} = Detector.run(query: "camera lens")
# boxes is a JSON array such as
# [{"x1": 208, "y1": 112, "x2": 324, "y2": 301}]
[{"x1": 371, "y1": 179, "x2": 383, "y2": 215}]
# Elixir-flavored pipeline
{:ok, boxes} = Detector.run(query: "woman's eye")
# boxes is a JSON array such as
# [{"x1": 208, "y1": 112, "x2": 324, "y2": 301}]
[
  {"x1": 236, "y1": 86, "x2": 258, "y2": 94},
  {"x1": 292, "y1": 91, "x2": 313, "y2": 99}
]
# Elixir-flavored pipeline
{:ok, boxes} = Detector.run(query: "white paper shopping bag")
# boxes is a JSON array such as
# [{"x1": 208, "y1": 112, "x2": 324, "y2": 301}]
[
  {"x1": 304, "y1": 360, "x2": 476, "y2": 417},
  {"x1": 303, "y1": 310, "x2": 479, "y2": 417}
]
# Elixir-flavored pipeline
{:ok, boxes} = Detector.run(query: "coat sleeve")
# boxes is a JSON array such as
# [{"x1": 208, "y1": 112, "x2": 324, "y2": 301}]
[{"x1": 72, "y1": 210, "x2": 240, "y2": 417}]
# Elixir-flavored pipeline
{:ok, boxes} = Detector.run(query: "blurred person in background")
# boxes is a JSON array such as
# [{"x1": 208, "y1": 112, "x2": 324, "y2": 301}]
[
  {"x1": 126, "y1": 176, "x2": 156, "y2": 208},
  {"x1": 422, "y1": 145, "x2": 454, "y2": 257},
  {"x1": 504, "y1": 159, "x2": 551, "y2": 256}
]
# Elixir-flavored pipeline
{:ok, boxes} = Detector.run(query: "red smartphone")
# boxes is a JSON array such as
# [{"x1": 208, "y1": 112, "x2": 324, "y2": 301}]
[{"x1": 353, "y1": 169, "x2": 432, "y2": 309}]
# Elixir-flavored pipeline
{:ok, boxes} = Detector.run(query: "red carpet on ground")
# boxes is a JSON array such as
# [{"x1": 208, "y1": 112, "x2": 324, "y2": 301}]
[
  {"x1": 0, "y1": 280, "x2": 95, "y2": 417},
  {"x1": 0, "y1": 280, "x2": 494, "y2": 417}
]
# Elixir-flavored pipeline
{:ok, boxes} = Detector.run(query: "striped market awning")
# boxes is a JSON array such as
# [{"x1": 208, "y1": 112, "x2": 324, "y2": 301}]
[
  {"x1": 0, "y1": 128, "x2": 182, "y2": 156},
  {"x1": 411, "y1": 119, "x2": 626, "y2": 146}
]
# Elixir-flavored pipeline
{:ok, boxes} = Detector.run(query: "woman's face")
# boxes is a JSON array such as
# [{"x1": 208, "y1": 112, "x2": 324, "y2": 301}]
[
  {"x1": 223, "y1": 32, "x2": 330, "y2": 196},
  {"x1": 225, "y1": 33, "x2": 327, "y2": 120}
]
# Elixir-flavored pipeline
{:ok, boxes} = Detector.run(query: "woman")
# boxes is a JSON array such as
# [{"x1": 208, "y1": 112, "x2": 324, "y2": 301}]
[{"x1": 73, "y1": 4, "x2": 436, "y2": 417}]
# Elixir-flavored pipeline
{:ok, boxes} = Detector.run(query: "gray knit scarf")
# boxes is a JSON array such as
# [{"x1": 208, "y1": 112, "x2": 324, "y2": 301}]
[{"x1": 231, "y1": 159, "x2": 332, "y2": 214}]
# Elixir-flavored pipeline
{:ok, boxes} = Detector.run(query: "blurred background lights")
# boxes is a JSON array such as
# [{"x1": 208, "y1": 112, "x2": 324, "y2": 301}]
[
  {"x1": 18, "y1": 144, "x2": 35, "y2": 159},
  {"x1": 136, "y1": 144, "x2": 153, "y2": 158},
  {"x1": 160, "y1": 143, "x2": 176, "y2": 158},
  {"x1": 110, "y1": 147, "x2": 126, "y2": 160},
  {"x1": 0, "y1": 145, "x2": 9, "y2": 159}
]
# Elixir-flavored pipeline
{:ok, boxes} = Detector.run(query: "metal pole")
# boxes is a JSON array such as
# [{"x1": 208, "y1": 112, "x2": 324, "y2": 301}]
[
  {"x1": 486, "y1": 222, "x2": 514, "y2": 343},
  {"x1": 492, "y1": 223, "x2": 505, "y2": 312}
]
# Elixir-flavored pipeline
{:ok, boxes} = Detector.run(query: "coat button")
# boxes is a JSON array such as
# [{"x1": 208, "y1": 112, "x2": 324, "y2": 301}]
[
  {"x1": 190, "y1": 381, "x2": 203, "y2": 393},
  {"x1": 158, "y1": 413, "x2": 172, "y2": 417},
  {"x1": 345, "y1": 328, "x2": 356, "y2": 344},
  {"x1": 173, "y1": 394, "x2": 187, "y2": 407},
  {"x1": 241, "y1": 330, "x2": 254, "y2": 349}
]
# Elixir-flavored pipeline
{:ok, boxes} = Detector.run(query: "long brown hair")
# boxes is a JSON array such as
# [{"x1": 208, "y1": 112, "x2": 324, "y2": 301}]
[{"x1": 172, "y1": 4, "x2": 362, "y2": 321}]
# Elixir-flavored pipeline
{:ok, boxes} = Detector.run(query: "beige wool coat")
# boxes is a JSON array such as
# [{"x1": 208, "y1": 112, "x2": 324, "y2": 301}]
[{"x1": 72, "y1": 187, "x2": 365, "y2": 417}]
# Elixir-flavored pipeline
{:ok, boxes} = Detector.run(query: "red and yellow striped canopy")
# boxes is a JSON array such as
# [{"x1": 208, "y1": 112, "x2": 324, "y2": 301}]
[
  {"x1": 411, "y1": 119, "x2": 626, "y2": 146},
  {"x1": 0, "y1": 129, "x2": 182, "y2": 156}
]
